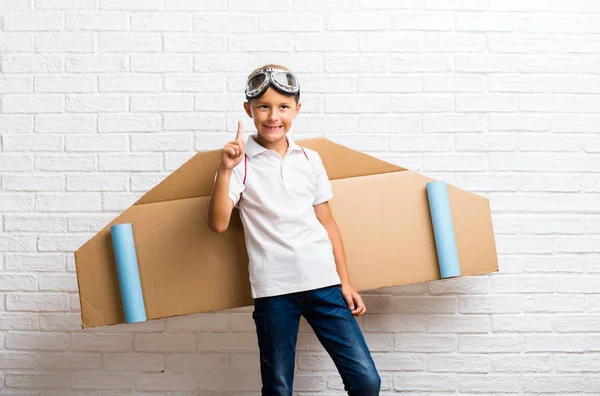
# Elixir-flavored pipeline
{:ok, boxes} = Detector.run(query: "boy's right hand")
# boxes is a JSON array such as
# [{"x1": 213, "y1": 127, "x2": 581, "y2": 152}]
[{"x1": 221, "y1": 120, "x2": 245, "y2": 170}]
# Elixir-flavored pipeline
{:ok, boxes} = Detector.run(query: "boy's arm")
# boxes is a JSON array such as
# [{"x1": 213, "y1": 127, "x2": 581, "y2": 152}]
[
  {"x1": 314, "y1": 202, "x2": 367, "y2": 317},
  {"x1": 207, "y1": 167, "x2": 235, "y2": 233}
]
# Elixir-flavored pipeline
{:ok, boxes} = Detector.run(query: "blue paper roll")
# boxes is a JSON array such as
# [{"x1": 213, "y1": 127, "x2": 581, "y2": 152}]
[
  {"x1": 426, "y1": 181, "x2": 461, "y2": 279},
  {"x1": 110, "y1": 223, "x2": 146, "y2": 324}
]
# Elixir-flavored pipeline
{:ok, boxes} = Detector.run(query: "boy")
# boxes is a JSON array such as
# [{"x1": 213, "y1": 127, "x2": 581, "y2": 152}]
[{"x1": 207, "y1": 64, "x2": 381, "y2": 396}]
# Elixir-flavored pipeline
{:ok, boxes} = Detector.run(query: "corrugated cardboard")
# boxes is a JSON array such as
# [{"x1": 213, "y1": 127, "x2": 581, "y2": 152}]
[{"x1": 74, "y1": 138, "x2": 498, "y2": 329}]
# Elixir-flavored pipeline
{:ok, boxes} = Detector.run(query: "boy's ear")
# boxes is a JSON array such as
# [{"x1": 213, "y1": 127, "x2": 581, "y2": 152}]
[
  {"x1": 243, "y1": 101, "x2": 252, "y2": 118},
  {"x1": 294, "y1": 101, "x2": 302, "y2": 117}
]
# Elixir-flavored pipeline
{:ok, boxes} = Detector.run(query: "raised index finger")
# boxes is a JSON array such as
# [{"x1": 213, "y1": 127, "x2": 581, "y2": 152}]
[{"x1": 235, "y1": 120, "x2": 243, "y2": 142}]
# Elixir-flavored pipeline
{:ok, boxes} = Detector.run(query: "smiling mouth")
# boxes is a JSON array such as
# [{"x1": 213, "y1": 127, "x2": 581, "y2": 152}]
[{"x1": 264, "y1": 125, "x2": 283, "y2": 131}]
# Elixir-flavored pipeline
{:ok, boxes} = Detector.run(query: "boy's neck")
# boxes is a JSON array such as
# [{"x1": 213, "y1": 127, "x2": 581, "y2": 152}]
[{"x1": 254, "y1": 134, "x2": 289, "y2": 157}]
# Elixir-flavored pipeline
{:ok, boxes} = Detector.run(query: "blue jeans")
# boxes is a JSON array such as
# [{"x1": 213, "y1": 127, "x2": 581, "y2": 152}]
[{"x1": 252, "y1": 284, "x2": 381, "y2": 396}]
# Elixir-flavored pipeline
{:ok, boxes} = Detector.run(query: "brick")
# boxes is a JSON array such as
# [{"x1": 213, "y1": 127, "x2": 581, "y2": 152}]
[
  {"x1": 455, "y1": 173, "x2": 517, "y2": 192},
  {"x1": 423, "y1": 114, "x2": 485, "y2": 132},
  {"x1": 130, "y1": 94, "x2": 194, "y2": 112},
  {"x1": 66, "y1": 94, "x2": 128, "y2": 113},
  {"x1": 40, "y1": 312, "x2": 82, "y2": 331},
  {"x1": 65, "y1": 54, "x2": 127, "y2": 72},
  {"x1": 98, "y1": 114, "x2": 160, "y2": 133},
  {"x1": 1, "y1": 54, "x2": 62, "y2": 73},
  {"x1": 423, "y1": 33, "x2": 487, "y2": 52},
  {"x1": 0, "y1": 115, "x2": 33, "y2": 133},
  {"x1": 392, "y1": 94, "x2": 453, "y2": 112},
  {"x1": 524, "y1": 295, "x2": 585, "y2": 313},
  {"x1": 100, "y1": 0, "x2": 163, "y2": 10},
  {"x1": 5, "y1": 373, "x2": 68, "y2": 389},
  {"x1": 164, "y1": 35, "x2": 226, "y2": 52},
  {"x1": 326, "y1": 94, "x2": 389, "y2": 113},
  {"x1": 460, "y1": 296, "x2": 521, "y2": 314},
  {"x1": 5, "y1": 332, "x2": 69, "y2": 350},
  {"x1": 35, "y1": 154, "x2": 96, "y2": 171},
  {"x1": 166, "y1": 0, "x2": 225, "y2": 10},
  {"x1": 0, "y1": 76, "x2": 32, "y2": 93},
  {"x1": 489, "y1": 74, "x2": 551, "y2": 93},
  {"x1": 229, "y1": 0, "x2": 290, "y2": 10},
  {"x1": 134, "y1": 333, "x2": 196, "y2": 352},
  {"x1": 99, "y1": 153, "x2": 162, "y2": 171},
  {"x1": 103, "y1": 352, "x2": 164, "y2": 371},
  {"x1": 456, "y1": 55, "x2": 518, "y2": 72},
  {"x1": 556, "y1": 354, "x2": 600, "y2": 372},
  {"x1": 135, "y1": 372, "x2": 198, "y2": 392},
  {"x1": 523, "y1": 335, "x2": 585, "y2": 352},
  {"x1": 35, "y1": 114, "x2": 96, "y2": 133},
  {"x1": 102, "y1": 192, "x2": 144, "y2": 211},
  {"x1": 0, "y1": 194, "x2": 34, "y2": 212},
  {"x1": 390, "y1": 134, "x2": 452, "y2": 152},
  {"x1": 456, "y1": 133, "x2": 518, "y2": 152},
  {"x1": 66, "y1": 12, "x2": 128, "y2": 31},
  {"x1": 456, "y1": 94, "x2": 519, "y2": 112},
  {"x1": 523, "y1": 375, "x2": 584, "y2": 393},
  {"x1": 459, "y1": 334, "x2": 521, "y2": 353},
  {"x1": 520, "y1": 55, "x2": 600, "y2": 74},
  {"x1": 131, "y1": 133, "x2": 193, "y2": 151},
  {"x1": 326, "y1": 54, "x2": 386, "y2": 72},
  {"x1": 390, "y1": 13, "x2": 454, "y2": 31},
  {"x1": 0, "y1": 154, "x2": 33, "y2": 171},
  {"x1": 326, "y1": 12, "x2": 387, "y2": 31},
  {"x1": 0, "y1": 232, "x2": 37, "y2": 251},
  {"x1": 36, "y1": 193, "x2": 101, "y2": 212},
  {"x1": 493, "y1": 314, "x2": 553, "y2": 332},
  {"x1": 65, "y1": 135, "x2": 126, "y2": 152},
  {"x1": 4, "y1": 254, "x2": 65, "y2": 272},
  {"x1": 456, "y1": 15, "x2": 516, "y2": 32},
  {"x1": 0, "y1": 33, "x2": 34, "y2": 52},
  {"x1": 392, "y1": 373, "x2": 456, "y2": 392},
  {"x1": 99, "y1": 33, "x2": 162, "y2": 52},
  {"x1": 2, "y1": 94, "x2": 63, "y2": 113},
  {"x1": 99, "y1": 74, "x2": 161, "y2": 92},
  {"x1": 4, "y1": 11, "x2": 63, "y2": 31},
  {"x1": 193, "y1": 54, "x2": 258, "y2": 72},
  {"x1": 363, "y1": 314, "x2": 426, "y2": 333},
  {"x1": 0, "y1": 313, "x2": 39, "y2": 331},
  {"x1": 359, "y1": 33, "x2": 420, "y2": 52},
  {"x1": 3, "y1": 175, "x2": 64, "y2": 192},
  {"x1": 493, "y1": 355, "x2": 552, "y2": 373},
  {"x1": 197, "y1": 333, "x2": 256, "y2": 352},
  {"x1": 194, "y1": 15, "x2": 257, "y2": 32},
  {"x1": 132, "y1": 13, "x2": 191, "y2": 31},
  {"x1": 0, "y1": 0, "x2": 31, "y2": 11},
  {"x1": 3, "y1": 134, "x2": 62, "y2": 151},
  {"x1": 70, "y1": 371, "x2": 133, "y2": 390},
  {"x1": 130, "y1": 173, "x2": 168, "y2": 192},
  {"x1": 38, "y1": 274, "x2": 78, "y2": 292},
  {"x1": 424, "y1": 74, "x2": 484, "y2": 92},
  {"x1": 70, "y1": 333, "x2": 132, "y2": 351},
  {"x1": 0, "y1": 274, "x2": 37, "y2": 291},
  {"x1": 164, "y1": 113, "x2": 225, "y2": 131},
  {"x1": 35, "y1": 32, "x2": 93, "y2": 52},
  {"x1": 458, "y1": 374, "x2": 522, "y2": 393},
  {"x1": 394, "y1": 334, "x2": 456, "y2": 353},
  {"x1": 429, "y1": 355, "x2": 490, "y2": 373},
  {"x1": 427, "y1": 315, "x2": 490, "y2": 333},
  {"x1": 165, "y1": 74, "x2": 225, "y2": 92},
  {"x1": 130, "y1": 54, "x2": 191, "y2": 72},
  {"x1": 66, "y1": 173, "x2": 126, "y2": 192},
  {"x1": 423, "y1": 153, "x2": 488, "y2": 171},
  {"x1": 67, "y1": 213, "x2": 115, "y2": 232},
  {"x1": 555, "y1": 314, "x2": 600, "y2": 332},
  {"x1": 35, "y1": 0, "x2": 96, "y2": 9}
]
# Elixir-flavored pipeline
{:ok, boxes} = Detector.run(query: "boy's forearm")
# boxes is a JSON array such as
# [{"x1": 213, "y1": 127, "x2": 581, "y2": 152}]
[
  {"x1": 207, "y1": 167, "x2": 234, "y2": 232},
  {"x1": 324, "y1": 221, "x2": 352, "y2": 286}
]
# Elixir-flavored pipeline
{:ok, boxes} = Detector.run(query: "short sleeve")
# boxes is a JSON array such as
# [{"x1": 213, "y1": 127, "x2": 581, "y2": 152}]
[{"x1": 312, "y1": 152, "x2": 333, "y2": 205}]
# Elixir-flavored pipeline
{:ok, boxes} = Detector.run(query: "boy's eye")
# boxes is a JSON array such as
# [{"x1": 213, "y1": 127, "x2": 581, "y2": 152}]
[{"x1": 281, "y1": 105, "x2": 289, "y2": 109}]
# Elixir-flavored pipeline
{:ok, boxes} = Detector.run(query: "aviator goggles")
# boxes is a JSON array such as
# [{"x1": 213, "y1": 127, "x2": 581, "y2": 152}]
[{"x1": 245, "y1": 67, "x2": 300, "y2": 101}]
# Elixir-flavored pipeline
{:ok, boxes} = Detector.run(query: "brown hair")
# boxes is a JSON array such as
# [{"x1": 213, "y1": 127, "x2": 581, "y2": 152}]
[{"x1": 246, "y1": 64, "x2": 299, "y2": 102}]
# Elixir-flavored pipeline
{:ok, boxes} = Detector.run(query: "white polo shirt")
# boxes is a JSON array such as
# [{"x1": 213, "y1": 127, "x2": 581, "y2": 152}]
[{"x1": 227, "y1": 134, "x2": 341, "y2": 298}]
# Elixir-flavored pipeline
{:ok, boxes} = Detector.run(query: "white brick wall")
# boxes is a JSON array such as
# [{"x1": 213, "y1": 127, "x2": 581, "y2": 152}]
[{"x1": 1, "y1": 0, "x2": 599, "y2": 394}]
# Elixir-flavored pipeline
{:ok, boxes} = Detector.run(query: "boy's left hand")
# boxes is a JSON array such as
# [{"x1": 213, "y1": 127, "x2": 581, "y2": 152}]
[{"x1": 341, "y1": 283, "x2": 366, "y2": 317}]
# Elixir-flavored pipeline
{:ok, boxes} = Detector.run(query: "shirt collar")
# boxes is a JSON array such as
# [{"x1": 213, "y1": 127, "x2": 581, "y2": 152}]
[{"x1": 245, "y1": 133, "x2": 303, "y2": 158}]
